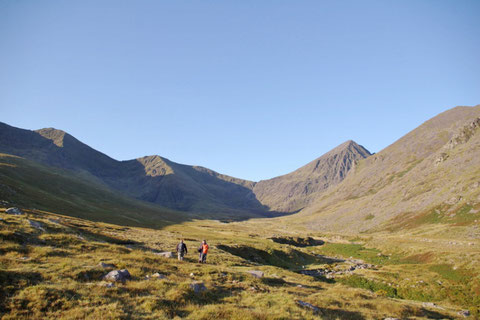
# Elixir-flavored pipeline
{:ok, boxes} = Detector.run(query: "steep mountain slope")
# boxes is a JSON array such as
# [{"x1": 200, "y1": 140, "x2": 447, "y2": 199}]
[
  {"x1": 0, "y1": 122, "x2": 267, "y2": 215},
  {"x1": 288, "y1": 105, "x2": 480, "y2": 233},
  {"x1": 253, "y1": 140, "x2": 371, "y2": 212},
  {"x1": 0, "y1": 153, "x2": 182, "y2": 228}
]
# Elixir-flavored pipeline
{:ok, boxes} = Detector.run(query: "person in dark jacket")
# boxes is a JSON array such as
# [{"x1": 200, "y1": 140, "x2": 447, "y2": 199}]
[{"x1": 176, "y1": 239, "x2": 188, "y2": 261}]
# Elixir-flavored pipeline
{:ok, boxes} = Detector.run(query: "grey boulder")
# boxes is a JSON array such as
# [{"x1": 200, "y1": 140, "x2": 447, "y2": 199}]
[
  {"x1": 103, "y1": 269, "x2": 131, "y2": 282},
  {"x1": 28, "y1": 219, "x2": 44, "y2": 231},
  {"x1": 190, "y1": 281, "x2": 207, "y2": 293},
  {"x1": 247, "y1": 270, "x2": 264, "y2": 278},
  {"x1": 99, "y1": 262, "x2": 117, "y2": 269},
  {"x1": 296, "y1": 300, "x2": 321, "y2": 313},
  {"x1": 5, "y1": 207, "x2": 24, "y2": 215},
  {"x1": 154, "y1": 252, "x2": 174, "y2": 258}
]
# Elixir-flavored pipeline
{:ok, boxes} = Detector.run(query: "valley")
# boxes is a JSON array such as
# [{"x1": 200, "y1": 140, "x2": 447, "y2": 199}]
[{"x1": 1, "y1": 105, "x2": 480, "y2": 319}]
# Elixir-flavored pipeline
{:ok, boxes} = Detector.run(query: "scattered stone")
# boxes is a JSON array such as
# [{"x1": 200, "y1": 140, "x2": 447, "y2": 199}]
[
  {"x1": 247, "y1": 270, "x2": 264, "y2": 278},
  {"x1": 145, "y1": 273, "x2": 166, "y2": 280},
  {"x1": 190, "y1": 272, "x2": 195, "y2": 277},
  {"x1": 190, "y1": 281, "x2": 207, "y2": 293},
  {"x1": 48, "y1": 218, "x2": 61, "y2": 224},
  {"x1": 296, "y1": 300, "x2": 321, "y2": 313},
  {"x1": 5, "y1": 207, "x2": 24, "y2": 215},
  {"x1": 422, "y1": 302, "x2": 436, "y2": 308},
  {"x1": 28, "y1": 219, "x2": 45, "y2": 231},
  {"x1": 422, "y1": 302, "x2": 444, "y2": 310},
  {"x1": 300, "y1": 261, "x2": 374, "y2": 279},
  {"x1": 98, "y1": 281, "x2": 115, "y2": 288},
  {"x1": 458, "y1": 310, "x2": 470, "y2": 317},
  {"x1": 384, "y1": 318, "x2": 400, "y2": 320},
  {"x1": 297, "y1": 284, "x2": 303, "y2": 288},
  {"x1": 99, "y1": 262, "x2": 117, "y2": 269},
  {"x1": 103, "y1": 269, "x2": 131, "y2": 282},
  {"x1": 445, "y1": 196, "x2": 462, "y2": 205},
  {"x1": 434, "y1": 153, "x2": 449, "y2": 166},
  {"x1": 154, "y1": 251, "x2": 174, "y2": 258},
  {"x1": 19, "y1": 256, "x2": 30, "y2": 261}
]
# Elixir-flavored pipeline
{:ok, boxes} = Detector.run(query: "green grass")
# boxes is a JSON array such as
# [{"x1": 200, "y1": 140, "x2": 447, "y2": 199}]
[
  {"x1": 428, "y1": 264, "x2": 469, "y2": 282},
  {"x1": 317, "y1": 243, "x2": 404, "y2": 265},
  {"x1": 338, "y1": 275, "x2": 398, "y2": 298}
]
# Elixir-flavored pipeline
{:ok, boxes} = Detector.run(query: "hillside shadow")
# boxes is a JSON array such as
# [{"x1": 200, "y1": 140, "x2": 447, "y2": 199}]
[
  {"x1": 317, "y1": 307, "x2": 365, "y2": 320},
  {"x1": 217, "y1": 244, "x2": 330, "y2": 270},
  {"x1": 0, "y1": 270, "x2": 43, "y2": 312},
  {"x1": 113, "y1": 157, "x2": 299, "y2": 222},
  {"x1": 269, "y1": 236, "x2": 325, "y2": 247}
]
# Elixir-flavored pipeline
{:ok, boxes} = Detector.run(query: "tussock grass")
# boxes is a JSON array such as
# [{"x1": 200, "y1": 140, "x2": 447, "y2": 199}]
[{"x1": 0, "y1": 209, "x2": 469, "y2": 319}]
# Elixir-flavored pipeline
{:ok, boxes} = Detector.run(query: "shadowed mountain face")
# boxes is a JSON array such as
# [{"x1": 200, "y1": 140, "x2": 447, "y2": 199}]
[
  {"x1": 253, "y1": 141, "x2": 371, "y2": 213},
  {"x1": 0, "y1": 122, "x2": 268, "y2": 215},
  {"x1": 288, "y1": 105, "x2": 480, "y2": 233}
]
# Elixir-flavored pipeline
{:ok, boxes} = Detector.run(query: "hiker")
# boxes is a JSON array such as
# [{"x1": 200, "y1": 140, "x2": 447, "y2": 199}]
[
  {"x1": 198, "y1": 240, "x2": 209, "y2": 264},
  {"x1": 176, "y1": 239, "x2": 188, "y2": 261}
]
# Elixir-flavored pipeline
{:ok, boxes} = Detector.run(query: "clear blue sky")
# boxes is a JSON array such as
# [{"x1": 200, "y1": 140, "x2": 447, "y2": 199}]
[{"x1": 1, "y1": 1, "x2": 479, "y2": 181}]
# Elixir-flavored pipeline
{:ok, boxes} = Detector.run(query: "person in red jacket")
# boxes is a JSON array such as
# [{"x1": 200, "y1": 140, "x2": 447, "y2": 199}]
[{"x1": 198, "y1": 240, "x2": 209, "y2": 264}]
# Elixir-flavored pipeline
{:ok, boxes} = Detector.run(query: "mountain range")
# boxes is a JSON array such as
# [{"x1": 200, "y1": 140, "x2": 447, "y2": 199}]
[
  {"x1": 1, "y1": 104, "x2": 480, "y2": 232},
  {"x1": 0, "y1": 121, "x2": 368, "y2": 217}
]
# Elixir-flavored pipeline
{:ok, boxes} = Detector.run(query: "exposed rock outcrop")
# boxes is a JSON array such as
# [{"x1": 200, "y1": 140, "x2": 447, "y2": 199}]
[{"x1": 445, "y1": 117, "x2": 480, "y2": 150}]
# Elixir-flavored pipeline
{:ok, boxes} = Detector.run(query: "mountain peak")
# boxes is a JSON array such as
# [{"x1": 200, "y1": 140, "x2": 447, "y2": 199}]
[
  {"x1": 35, "y1": 128, "x2": 67, "y2": 147},
  {"x1": 253, "y1": 140, "x2": 371, "y2": 213},
  {"x1": 322, "y1": 140, "x2": 371, "y2": 160}
]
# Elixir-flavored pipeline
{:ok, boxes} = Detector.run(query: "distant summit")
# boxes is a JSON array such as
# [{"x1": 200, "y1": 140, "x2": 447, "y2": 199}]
[{"x1": 252, "y1": 140, "x2": 371, "y2": 213}]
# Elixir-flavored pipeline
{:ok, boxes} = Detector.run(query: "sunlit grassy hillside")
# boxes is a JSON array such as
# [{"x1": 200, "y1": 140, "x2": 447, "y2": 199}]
[{"x1": 1, "y1": 207, "x2": 476, "y2": 319}]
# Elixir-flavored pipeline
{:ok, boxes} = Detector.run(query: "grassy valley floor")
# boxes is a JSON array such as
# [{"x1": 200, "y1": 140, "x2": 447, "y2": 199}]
[{"x1": 1, "y1": 207, "x2": 478, "y2": 319}]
